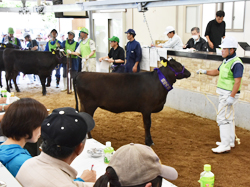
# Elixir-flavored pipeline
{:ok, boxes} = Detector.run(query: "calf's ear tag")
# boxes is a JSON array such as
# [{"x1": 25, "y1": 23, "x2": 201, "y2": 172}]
[
  {"x1": 4, "y1": 45, "x2": 6, "y2": 48},
  {"x1": 161, "y1": 60, "x2": 167, "y2": 67},
  {"x1": 52, "y1": 51, "x2": 55, "y2": 55}
]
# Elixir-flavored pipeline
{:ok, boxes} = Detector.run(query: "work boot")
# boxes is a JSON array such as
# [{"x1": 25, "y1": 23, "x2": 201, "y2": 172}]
[
  {"x1": 215, "y1": 142, "x2": 235, "y2": 148},
  {"x1": 61, "y1": 77, "x2": 67, "y2": 92},
  {"x1": 212, "y1": 124, "x2": 231, "y2": 153},
  {"x1": 56, "y1": 77, "x2": 60, "y2": 88},
  {"x1": 215, "y1": 122, "x2": 236, "y2": 148},
  {"x1": 46, "y1": 76, "x2": 51, "y2": 87}
]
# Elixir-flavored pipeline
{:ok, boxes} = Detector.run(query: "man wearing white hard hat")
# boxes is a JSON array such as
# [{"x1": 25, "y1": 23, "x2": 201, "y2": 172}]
[
  {"x1": 153, "y1": 26, "x2": 183, "y2": 50},
  {"x1": 197, "y1": 36, "x2": 244, "y2": 154}
]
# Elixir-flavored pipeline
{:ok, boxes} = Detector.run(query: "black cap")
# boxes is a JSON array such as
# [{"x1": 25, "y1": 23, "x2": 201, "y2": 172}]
[
  {"x1": 51, "y1": 29, "x2": 58, "y2": 34},
  {"x1": 125, "y1": 29, "x2": 136, "y2": 35},
  {"x1": 41, "y1": 107, "x2": 95, "y2": 148}
]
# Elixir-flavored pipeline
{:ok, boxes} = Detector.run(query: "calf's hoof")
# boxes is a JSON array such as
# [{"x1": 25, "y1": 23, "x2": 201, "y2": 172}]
[
  {"x1": 16, "y1": 88, "x2": 20, "y2": 92},
  {"x1": 145, "y1": 138, "x2": 154, "y2": 147},
  {"x1": 42, "y1": 91, "x2": 47, "y2": 96}
]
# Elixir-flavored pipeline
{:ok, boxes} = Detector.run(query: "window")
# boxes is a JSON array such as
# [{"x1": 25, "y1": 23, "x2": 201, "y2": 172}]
[{"x1": 223, "y1": 1, "x2": 245, "y2": 32}]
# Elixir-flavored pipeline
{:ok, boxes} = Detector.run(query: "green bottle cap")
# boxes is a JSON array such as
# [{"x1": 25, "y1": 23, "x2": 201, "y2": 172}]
[{"x1": 204, "y1": 164, "x2": 211, "y2": 171}]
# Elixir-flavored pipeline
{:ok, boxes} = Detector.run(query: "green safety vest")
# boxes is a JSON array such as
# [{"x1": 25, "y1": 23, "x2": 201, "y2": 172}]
[
  {"x1": 80, "y1": 39, "x2": 96, "y2": 58},
  {"x1": 217, "y1": 56, "x2": 244, "y2": 91},
  {"x1": 9, "y1": 38, "x2": 18, "y2": 45},
  {"x1": 48, "y1": 40, "x2": 58, "y2": 52},
  {"x1": 65, "y1": 40, "x2": 77, "y2": 58}
]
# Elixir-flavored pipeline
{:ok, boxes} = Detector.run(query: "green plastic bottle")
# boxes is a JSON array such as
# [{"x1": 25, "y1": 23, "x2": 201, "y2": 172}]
[
  {"x1": 104, "y1": 141, "x2": 114, "y2": 164},
  {"x1": 198, "y1": 164, "x2": 215, "y2": 187}
]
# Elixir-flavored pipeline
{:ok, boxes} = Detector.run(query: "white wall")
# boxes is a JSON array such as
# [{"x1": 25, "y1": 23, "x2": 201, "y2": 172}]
[{"x1": 125, "y1": 6, "x2": 177, "y2": 46}]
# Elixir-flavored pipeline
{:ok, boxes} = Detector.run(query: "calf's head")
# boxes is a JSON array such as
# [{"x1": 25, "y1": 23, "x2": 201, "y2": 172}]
[
  {"x1": 51, "y1": 48, "x2": 67, "y2": 65},
  {"x1": 160, "y1": 57, "x2": 191, "y2": 79}
]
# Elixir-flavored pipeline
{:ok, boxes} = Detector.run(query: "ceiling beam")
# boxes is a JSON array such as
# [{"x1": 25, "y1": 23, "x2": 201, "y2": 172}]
[{"x1": 0, "y1": 0, "x2": 248, "y2": 13}]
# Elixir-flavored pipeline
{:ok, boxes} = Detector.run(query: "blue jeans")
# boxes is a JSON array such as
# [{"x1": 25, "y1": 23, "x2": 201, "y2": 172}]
[{"x1": 55, "y1": 64, "x2": 61, "y2": 78}]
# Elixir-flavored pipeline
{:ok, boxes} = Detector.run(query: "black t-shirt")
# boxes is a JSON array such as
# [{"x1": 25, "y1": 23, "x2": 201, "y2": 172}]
[
  {"x1": 108, "y1": 46, "x2": 125, "y2": 65},
  {"x1": 205, "y1": 19, "x2": 225, "y2": 48},
  {"x1": 27, "y1": 40, "x2": 39, "y2": 51}
]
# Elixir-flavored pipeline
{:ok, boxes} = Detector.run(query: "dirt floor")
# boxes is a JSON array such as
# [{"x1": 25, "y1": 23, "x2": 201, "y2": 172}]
[{"x1": 14, "y1": 82, "x2": 250, "y2": 187}]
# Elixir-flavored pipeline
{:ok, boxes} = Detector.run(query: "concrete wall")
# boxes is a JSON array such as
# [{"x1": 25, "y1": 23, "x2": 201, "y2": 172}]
[{"x1": 166, "y1": 87, "x2": 250, "y2": 130}]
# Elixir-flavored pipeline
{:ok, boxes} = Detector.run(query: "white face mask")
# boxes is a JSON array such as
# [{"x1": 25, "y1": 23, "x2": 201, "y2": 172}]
[{"x1": 192, "y1": 35, "x2": 199, "y2": 40}]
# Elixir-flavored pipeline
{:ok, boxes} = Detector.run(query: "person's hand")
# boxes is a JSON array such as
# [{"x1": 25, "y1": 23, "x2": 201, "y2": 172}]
[
  {"x1": 151, "y1": 44, "x2": 155, "y2": 47},
  {"x1": 80, "y1": 169, "x2": 96, "y2": 182},
  {"x1": 226, "y1": 96, "x2": 235, "y2": 106},
  {"x1": 132, "y1": 65, "x2": 137, "y2": 73},
  {"x1": 196, "y1": 69, "x2": 207, "y2": 74},
  {"x1": 183, "y1": 45, "x2": 187, "y2": 49},
  {"x1": 108, "y1": 59, "x2": 114, "y2": 63},
  {"x1": 208, "y1": 41, "x2": 214, "y2": 49},
  {"x1": 0, "y1": 97, "x2": 7, "y2": 104},
  {"x1": 99, "y1": 57, "x2": 103, "y2": 62},
  {"x1": 67, "y1": 49, "x2": 72, "y2": 54},
  {"x1": 145, "y1": 183, "x2": 152, "y2": 187},
  {"x1": 85, "y1": 56, "x2": 90, "y2": 60}
]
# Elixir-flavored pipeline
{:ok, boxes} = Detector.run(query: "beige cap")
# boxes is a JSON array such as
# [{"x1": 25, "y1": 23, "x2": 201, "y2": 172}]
[{"x1": 108, "y1": 143, "x2": 178, "y2": 186}]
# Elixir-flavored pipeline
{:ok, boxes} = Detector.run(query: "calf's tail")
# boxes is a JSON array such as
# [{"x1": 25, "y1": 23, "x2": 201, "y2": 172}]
[{"x1": 73, "y1": 74, "x2": 79, "y2": 112}]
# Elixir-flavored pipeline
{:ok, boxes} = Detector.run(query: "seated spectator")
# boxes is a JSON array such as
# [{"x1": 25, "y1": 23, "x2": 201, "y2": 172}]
[
  {"x1": 99, "y1": 36, "x2": 125, "y2": 73},
  {"x1": 0, "y1": 98, "x2": 47, "y2": 177},
  {"x1": 94, "y1": 143, "x2": 178, "y2": 187},
  {"x1": 16, "y1": 107, "x2": 96, "y2": 187},
  {"x1": 153, "y1": 26, "x2": 183, "y2": 50},
  {"x1": 183, "y1": 27, "x2": 207, "y2": 51}
]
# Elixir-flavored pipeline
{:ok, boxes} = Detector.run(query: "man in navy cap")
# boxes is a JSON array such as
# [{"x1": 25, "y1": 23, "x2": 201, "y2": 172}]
[
  {"x1": 16, "y1": 107, "x2": 96, "y2": 187},
  {"x1": 124, "y1": 29, "x2": 142, "y2": 73}
]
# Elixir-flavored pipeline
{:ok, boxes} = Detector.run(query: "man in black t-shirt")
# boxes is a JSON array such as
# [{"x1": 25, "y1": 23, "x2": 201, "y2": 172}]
[
  {"x1": 205, "y1": 10, "x2": 226, "y2": 52},
  {"x1": 99, "y1": 36, "x2": 125, "y2": 73}
]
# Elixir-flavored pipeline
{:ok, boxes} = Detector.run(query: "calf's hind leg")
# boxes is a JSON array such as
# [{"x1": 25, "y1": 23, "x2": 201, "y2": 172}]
[
  {"x1": 5, "y1": 71, "x2": 12, "y2": 92},
  {"x1": 12, "y1": 71, "x2": 20, "y2": 92},
  {"x1": 81, "y1": 103, "x2": 97, "y2": 139},
  {"x1": 142, "y1": 112, "x2": 154, "y2": 146}
]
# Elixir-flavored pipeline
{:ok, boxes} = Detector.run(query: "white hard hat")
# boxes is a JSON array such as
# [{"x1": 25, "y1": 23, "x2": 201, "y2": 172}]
[
  {"x1": 23, "y1": 32, "x2": 30, "y2": 38},
  {"x1": 164, "y1": 26, "x2": 175, "y2": 35},
  {"x1": 219, "y1": 36, "x2": 238, "y2": 49}
]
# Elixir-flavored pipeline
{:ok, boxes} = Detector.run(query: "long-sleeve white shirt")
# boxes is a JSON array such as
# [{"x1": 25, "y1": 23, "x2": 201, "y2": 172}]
[{"x1": 162, "y1": 34, "x2": 183, "y2": 50}]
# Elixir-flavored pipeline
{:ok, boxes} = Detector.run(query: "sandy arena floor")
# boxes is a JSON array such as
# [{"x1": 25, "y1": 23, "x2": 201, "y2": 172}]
[{"x1": 12, "y1": 79, "x2": 250, "y2": 187}]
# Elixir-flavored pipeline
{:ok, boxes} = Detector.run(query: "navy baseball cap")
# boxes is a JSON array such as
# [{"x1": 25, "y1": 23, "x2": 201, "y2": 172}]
[
  {"x1": 41, "y1": 107, "x2": 95, "y2": 148},
  {"x1": 125, "y1": 29, "x2": 136, "y2": 35}
]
